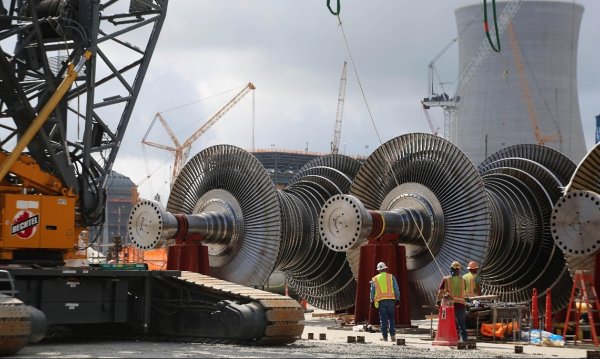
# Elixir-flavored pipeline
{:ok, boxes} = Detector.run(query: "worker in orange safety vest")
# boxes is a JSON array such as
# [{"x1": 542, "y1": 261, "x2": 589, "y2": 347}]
[
  {"x1": 370, "y1": 261, "x2": 400, "y2": 342},
  {"x1": 437, "y1": 261, "x2": 468, "y2": 343},
  {"x1": 463, "y1": 261, "x2": 481, "y2": 298}
]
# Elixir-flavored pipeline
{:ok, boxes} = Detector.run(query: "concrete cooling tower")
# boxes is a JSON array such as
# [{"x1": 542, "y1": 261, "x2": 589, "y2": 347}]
[{"x1": 452, "y1": 0, "x2": 587, "y2": 165}]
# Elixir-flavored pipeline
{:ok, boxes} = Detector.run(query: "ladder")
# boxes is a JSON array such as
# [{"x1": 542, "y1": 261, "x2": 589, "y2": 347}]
[{"x1": 563, "y1": 270, "x2": 600, "y2": 346}]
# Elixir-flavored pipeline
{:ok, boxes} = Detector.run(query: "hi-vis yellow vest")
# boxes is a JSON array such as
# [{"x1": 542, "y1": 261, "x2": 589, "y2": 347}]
[
  {"x1": 463, "y1": 272, "x2": 479, "y2": 297},
  {"x1": 373, "y1": 272, "x2": 395, "y2": 308},
  {"x1": 444, "y1": 275, "x2": 465, "y2": 304}
]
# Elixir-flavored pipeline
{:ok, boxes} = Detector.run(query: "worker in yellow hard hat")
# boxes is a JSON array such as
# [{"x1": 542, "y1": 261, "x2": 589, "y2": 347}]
[
  {"x1": 463, "y1": 261, "x2": 481, "y2": 298},
  {"x1": 369, "y1": 261, "x2": 400, "y2": 342},
  {"x1": 437, "y1": 261, "x2": 468, "y2": 343}
]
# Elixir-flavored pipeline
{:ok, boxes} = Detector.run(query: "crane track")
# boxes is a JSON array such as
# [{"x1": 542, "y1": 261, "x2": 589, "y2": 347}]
[
  {"x1": 176, "y1": 271, "x2": 305, "y2": 345},
  {"x1": 26, "y1": 271, "x2": 305, "y2": 347}
]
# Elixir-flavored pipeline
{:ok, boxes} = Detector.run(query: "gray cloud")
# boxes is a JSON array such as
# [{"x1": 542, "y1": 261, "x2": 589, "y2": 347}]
[{"x1": 115, "y1": 0, "x2": 599, "y2": 201}]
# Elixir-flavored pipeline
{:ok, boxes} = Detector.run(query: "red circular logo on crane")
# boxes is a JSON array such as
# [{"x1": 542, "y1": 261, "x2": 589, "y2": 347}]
[{"x1": 11, "y1": 210, "x2": 39, "y2": 239}]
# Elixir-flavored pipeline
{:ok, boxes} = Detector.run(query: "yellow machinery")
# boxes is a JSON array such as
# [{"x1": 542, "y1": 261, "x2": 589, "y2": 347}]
[{"x1": 0, "y1": 2, "x2": 302, "y2": 355}]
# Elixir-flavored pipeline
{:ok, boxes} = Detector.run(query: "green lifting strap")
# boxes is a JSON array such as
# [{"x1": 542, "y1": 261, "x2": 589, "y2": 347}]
[
  {"x1": 483, "y1": 0, "x2": 501, "y2": 52},
  {"x1": 327, "y1": 0, "x2": 340, "y2": 16}
]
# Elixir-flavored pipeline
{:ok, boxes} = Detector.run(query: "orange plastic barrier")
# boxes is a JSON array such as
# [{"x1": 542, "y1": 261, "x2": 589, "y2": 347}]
[{"x1": 481, "y1": 321, "x2": 519, "y2": 338}]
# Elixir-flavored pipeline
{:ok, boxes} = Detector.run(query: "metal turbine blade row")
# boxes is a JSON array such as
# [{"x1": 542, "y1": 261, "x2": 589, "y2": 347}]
[
  {"x1": 552, "y1": 142, "x2": 600, "y2": 277},
  {"x1": 320, "y1": 134, "x2": 577, "y2": 318},
  {"x1": 330, "y1": 133, "x2": 491, "y2": 318},
  {"x1": 129, "y1": 145, "x2": 361, "y2": 310},
  {"x1": 477, "y1": 144, "x2": 574, "y2": 311}
]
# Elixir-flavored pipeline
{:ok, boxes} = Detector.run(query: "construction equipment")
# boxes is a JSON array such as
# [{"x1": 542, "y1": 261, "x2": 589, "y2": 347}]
[
  {"x1": 421, "y1": 0, "x2": 523, "y2": 140},
  {"x1": 319, "y1": 133, "x2": 575, "y2": 319},
  {"x1": 506, "y1": 22, "x2": 560, "y2": 145},
  {"x1": 0, "y1": 2, "x2": 301, "y2": 354},
  {"x1": 422, "y1": 108, "x2": 440, "y2": 136},
  {"x1": 422, "y1": 37, "x2": 456, "y2": 111},
  {"x1": 130, "y1": 145, "x2": 362, "y2": 310},
  {"x1": 330, "y1": 61, "x2": 347, "y2": 154},
  {"x1": 142, "y1": 82, "x2": 256, "y2": 185},
  {"x1": 551, "y1": 142, "x2": 600, "y2": 277},
  {"x1": 562, "y1": 270, "x2": 600, "y2": 346}
]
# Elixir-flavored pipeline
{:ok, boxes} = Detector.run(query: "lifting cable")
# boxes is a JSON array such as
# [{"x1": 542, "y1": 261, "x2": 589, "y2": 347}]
[
  {"x1": 330, "y1": 13, "x2": 383, "y2": 146},
  {"x1": 408, "y1": 210, "x2": 445, "y2": 280},
  {"x1": 160, "y1": 84, "x2": 245, "y2": 114},
  {"x1": 326, "y1": 4, "x2": 446, "y2": 282},
  {"x1": 483, "y1": 0, "x2": 501, "y2": 52}
]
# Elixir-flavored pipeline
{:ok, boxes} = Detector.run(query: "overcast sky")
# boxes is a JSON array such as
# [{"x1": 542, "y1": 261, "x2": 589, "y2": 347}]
[{"x1": 112, "y1": 1, "x2": 600, "y2": 203}]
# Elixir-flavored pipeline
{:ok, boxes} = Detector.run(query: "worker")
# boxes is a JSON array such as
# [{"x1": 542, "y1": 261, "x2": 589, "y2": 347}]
[
  {"x1": 463, "y1": 261, "x2": 481, "y2": 298},
  {"x1": 370, "y1": 261, "x2": 400, "y2": 342},
  {"x1": 437, "y1": 261, "x2": 468, "y2": 343}
]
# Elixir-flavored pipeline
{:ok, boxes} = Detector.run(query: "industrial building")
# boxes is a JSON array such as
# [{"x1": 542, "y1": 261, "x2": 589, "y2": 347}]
[
  {"x1": 452, "y1": 1, "x2": 587, "y2": 165},
  {"x1": 87, "y1": 171, "x2": 136, "y2": 255}
]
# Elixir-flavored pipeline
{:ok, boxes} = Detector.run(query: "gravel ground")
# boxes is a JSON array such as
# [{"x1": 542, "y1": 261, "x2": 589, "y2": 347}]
[
  {"x1": 10, "y1": 313, "x2": 589, "y2": 358},
  {"x1": 13, "y1": 338, "x2": 548, "y2": 358}
]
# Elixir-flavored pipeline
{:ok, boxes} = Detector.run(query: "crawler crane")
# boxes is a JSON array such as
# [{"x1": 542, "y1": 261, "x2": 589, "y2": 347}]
[{"x1": 0, "y1": 1, "x2": 301, "y2": 355}]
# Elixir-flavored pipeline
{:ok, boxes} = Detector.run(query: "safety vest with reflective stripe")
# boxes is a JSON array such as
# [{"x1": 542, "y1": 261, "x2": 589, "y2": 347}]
[
  {"x1": 372, "y1": 272, "x2": 396, "y2": 304},
  {"x1": 463, "y1": 272, "x2": 479, "y2": 297},
  {"x1": 444, "y1": 275, "x2": 465, "y2": 304}
]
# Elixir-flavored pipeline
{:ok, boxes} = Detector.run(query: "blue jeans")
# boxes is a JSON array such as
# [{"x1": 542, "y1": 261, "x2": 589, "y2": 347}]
[
  {"x1": 378, "y1": 299, "x2": 396, "y2": 338},
  {"x1": 454, "y1": 305, "x2": 468, "y2": 342}
]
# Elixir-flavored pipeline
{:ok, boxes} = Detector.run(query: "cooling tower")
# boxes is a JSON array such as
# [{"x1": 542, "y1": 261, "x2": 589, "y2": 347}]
[{"x1": 453, "y1": 0, "x2": 586, "y2": 165}]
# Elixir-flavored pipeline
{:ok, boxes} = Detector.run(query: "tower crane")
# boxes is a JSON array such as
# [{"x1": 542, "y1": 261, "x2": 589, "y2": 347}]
[
  {"x1": 142, "y1": 82, "x2": 256, "y2": 185},
  {"x1": 331, "y1": 61, "x2": 347, "y2": 154},
  {"x1": 421, "y1": 0, "x2": 523, "y2": 141}
]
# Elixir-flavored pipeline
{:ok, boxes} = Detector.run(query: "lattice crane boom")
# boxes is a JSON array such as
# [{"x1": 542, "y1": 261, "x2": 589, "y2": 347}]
[
  {"x1": 142, "y1": 82, "x2": 256, "y2": 186},
  {"x1": 331, "y1": 61, "x2": 347, "y2": 154},
  {"x1": 142, "y1": 112, "x2": 180, "y2": 153},
  {"x1": 182, "y1": 83, "x2": 255, "y2": 150}
]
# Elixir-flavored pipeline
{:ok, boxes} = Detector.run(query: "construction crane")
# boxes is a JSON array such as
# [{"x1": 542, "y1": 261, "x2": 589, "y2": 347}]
[
  {"x1": 331, "y1": 61, "x2": 347, "y2": 154},
  {"x1": 421, "y1": 0, "x2": 523, "y2": 141},
  {"x1": 422, "y1": 108, "x2": 440, "y2": 136},
  {"x1": 142, "y1": 82, "x2": 256, "y2": 185},
  {"x1": 506, "y1": 22, "x2": 560, "y2": 145},
  {"x1": 421, "y1": 38, "x2": 455, "y2": 136},
  {"x1": 0, "y1": 4, "x2": 302, "y2": 354},
  {"x1": 423, "y1": 37, "x2": 457, "y2": 109}
]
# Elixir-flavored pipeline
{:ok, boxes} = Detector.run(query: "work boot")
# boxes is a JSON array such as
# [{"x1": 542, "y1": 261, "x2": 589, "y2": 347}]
[
  {"x1": 379, "y1": 337, "x2": 388, "y2": 341},
  {"x1": 390, "y1": 335, "x2": 396, "y2": 341}
]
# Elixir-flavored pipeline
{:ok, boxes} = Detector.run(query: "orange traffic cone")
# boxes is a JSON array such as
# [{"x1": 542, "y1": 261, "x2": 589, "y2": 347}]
[{"x1": 432, "y1": 303, "x2": 459, "y2": 346}]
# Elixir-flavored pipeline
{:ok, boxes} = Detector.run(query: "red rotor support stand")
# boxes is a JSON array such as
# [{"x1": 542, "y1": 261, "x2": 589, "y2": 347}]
[
  {"x1": 354, "y1": 213, "x2": 411, "y2": 326},
  {"x1": 531, "y1": 288, "x2": 539, "y2": 329},
  {"x1": 166, "y1": 213, "x2": 210, "y2": 275}
]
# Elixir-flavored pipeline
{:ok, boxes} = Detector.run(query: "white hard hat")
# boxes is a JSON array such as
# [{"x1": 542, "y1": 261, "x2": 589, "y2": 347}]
[{"x1": 376, "y1": 262, "x2": 387, "y2": 271}]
